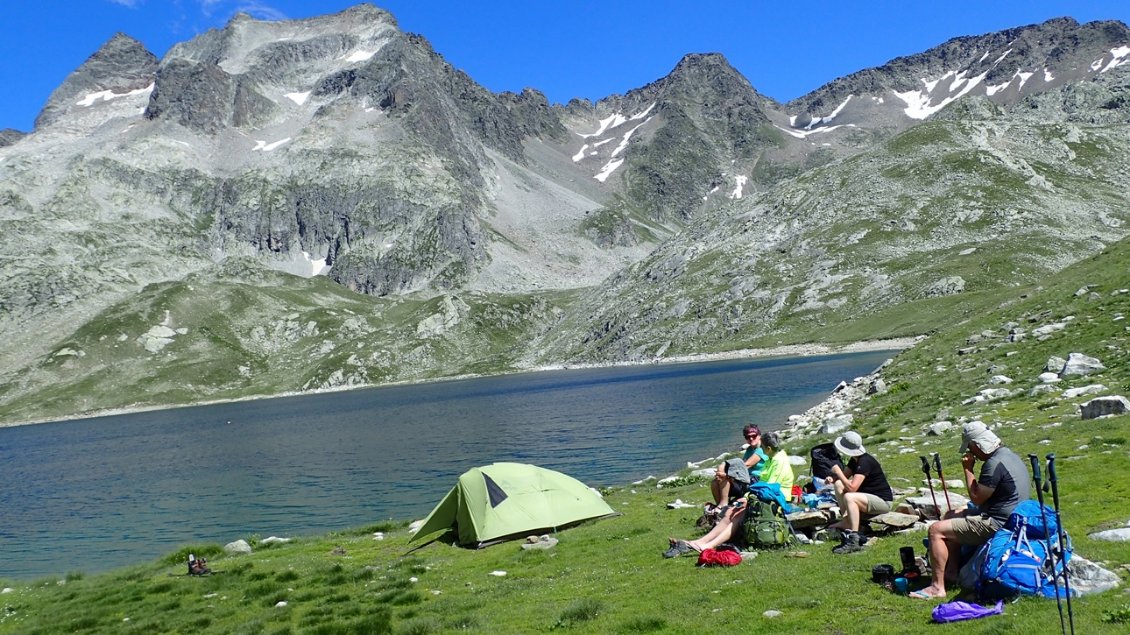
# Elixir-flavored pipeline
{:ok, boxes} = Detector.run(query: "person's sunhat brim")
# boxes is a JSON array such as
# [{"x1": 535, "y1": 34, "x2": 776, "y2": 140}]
[{"x1": 834, "y1": 433, "x2": 866, "y2": 457}]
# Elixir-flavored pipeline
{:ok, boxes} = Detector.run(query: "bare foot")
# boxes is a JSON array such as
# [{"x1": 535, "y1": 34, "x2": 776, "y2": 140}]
[{"x1": 908, "y1": 586, "x2": 946, "y2": 599}]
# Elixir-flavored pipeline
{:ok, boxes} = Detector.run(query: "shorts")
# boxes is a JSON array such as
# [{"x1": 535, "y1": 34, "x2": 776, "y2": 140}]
[
  {"x1": 729, "y1": 480, "x2": 749, "y2": 501},
  {"x1": 948, "y1": 513, "x2": 1000, "y2": 545},
  {"x1": 860, "y1": 493, "x2": 892, "y2": 515}
]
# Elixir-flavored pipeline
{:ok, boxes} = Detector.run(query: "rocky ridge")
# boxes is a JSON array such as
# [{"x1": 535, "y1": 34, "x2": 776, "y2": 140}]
[{"x1": 3, "y1": 7, "x2": 1130, "y2": 424}]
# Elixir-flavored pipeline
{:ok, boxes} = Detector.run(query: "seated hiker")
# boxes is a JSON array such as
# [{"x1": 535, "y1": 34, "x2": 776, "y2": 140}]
[
  {"x1": 187, "y1": 554, "x2": 211, "y2": 576},
  {"x1": 757, "y1": 431, "x2": 794, "y2": 493},
  {"x1": 665, "y1": 432, "x2": 792, "y2": 558},
  {"x1": 708, "y1": 424, "x2": 766, "y2": 513},
  {"x1": 911, "y1": 421, "x2": 1030, "y2": 600},
  {"x1": 825, "y1": 431, "x2": 895, "y2": 554},
  {"x1": 705, "y1": 457, "x2": 751, "y2": 522}
]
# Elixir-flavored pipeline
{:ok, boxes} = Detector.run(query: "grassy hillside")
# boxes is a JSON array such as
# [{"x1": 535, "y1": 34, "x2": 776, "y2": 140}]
[
  {"x1": 3, "y1": 241, "x2": 1130, "y2": 633},
  {"x1": 0, "y1": 265, "x2": 578, "y2": 425}
]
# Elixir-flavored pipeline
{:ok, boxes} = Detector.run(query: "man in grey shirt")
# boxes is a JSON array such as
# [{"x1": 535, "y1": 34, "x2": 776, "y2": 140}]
[{"x1": 910, "y1": 421, "x2": 1030, "y2": 600}]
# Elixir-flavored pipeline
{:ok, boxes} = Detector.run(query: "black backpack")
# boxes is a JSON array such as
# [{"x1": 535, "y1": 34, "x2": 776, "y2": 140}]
[{"x1": 806, "y1": 442, "x2": 844, "y2": 492}]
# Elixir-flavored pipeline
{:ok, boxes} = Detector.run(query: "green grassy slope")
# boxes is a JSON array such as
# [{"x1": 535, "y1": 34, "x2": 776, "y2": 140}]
[
  {"x1": 3, "y1": 240, "x2": 1129, "y2": 633},
  {"x1": 0, "y1": 266, "x2": 577, "y2": 425}
]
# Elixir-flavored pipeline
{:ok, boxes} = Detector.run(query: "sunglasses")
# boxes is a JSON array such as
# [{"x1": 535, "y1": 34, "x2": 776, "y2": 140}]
[{"x1": 744, "y1": 433, "x2": 759, "y2": 439}]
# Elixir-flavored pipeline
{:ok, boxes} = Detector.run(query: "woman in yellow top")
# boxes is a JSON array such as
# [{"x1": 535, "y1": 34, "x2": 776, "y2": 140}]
[{"x1": 758, "y1": 431, "x2": 794, "y2": 493}]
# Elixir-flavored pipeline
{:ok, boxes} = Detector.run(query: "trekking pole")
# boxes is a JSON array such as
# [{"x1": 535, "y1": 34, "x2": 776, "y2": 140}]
[
  {"x1": 919, "y1": 456, "x2": 940, "y2": 518},
  {"x1": 932, "y1": 453, "x2": 953, "y2": 514},
  {"x1": 1030, "y1": 453, "x2": 1066, "y2": 635},
  {"x1": 1045, "y1": 453, "x2": 1075, "y2": 635}
]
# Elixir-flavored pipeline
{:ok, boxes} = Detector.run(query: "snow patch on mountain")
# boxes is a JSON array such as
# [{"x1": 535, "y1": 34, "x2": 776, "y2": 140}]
[
  {"x1": 894, "y1": 70, "x2": 987, "y2": 120},
  {"x1": 285, "y1": 91, "x2": 311, "y2": 105},
  {"x1": 578, "y1": 103, "x2": 655, "y2": 139},
  {"x1": 805, "y1": 95, "x2": 853, "y2": 129},
  {"x1": 341, "y1": 49, "x2": 376, "y2": 63},
  {"x1": 595, "y1": 158, "x2": 624, "y2": 182},
  {"x1": 1097, "y1": 45, "x2": 1130, "y2": 72},
  {"x1": 774, "y1": 123, "x2": 855, "y2": 139},
  {"x1": 730, "y1": 175, "x2": 747, "y2": 199},
  {"x1": 75, "y1": 84, "x2": 154, "y2": 107},
  {"x1": 253, "y1": 138, "x2": 291, "y2": 152}
]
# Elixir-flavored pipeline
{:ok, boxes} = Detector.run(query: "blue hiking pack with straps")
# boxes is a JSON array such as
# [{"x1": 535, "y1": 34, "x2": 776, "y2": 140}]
[{"x1": 974, "y1": 500, "x2": 1072, "y2": 600}]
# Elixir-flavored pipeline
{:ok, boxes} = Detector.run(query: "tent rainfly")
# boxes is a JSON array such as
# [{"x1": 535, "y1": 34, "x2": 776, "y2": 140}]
[{"x1": 409, "y1": 462, "x2": 617, "y2": 547}]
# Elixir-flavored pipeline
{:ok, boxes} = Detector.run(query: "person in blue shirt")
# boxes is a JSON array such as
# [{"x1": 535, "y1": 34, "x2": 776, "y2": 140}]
[{"x1": 708, "y1": 424, "x2": 767, "y2": 516}]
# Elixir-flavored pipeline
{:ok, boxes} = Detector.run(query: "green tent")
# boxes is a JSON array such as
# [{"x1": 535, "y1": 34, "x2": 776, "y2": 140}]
[{"x1": 409, "y1": 462, "x2": 617, "y2": 547}]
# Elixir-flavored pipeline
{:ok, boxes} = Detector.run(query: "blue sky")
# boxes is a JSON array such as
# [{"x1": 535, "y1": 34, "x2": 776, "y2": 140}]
[{"x1": 4, "y1": 1, "x2": 1130, "y2": 132}]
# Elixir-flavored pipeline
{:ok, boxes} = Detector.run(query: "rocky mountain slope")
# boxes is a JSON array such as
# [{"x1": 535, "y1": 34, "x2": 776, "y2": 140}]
[{"x1": 2, "y1": 5, "x2": 1130, "y2": 424}]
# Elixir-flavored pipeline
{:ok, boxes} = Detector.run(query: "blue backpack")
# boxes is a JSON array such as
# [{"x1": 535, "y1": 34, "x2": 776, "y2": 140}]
[{"x1": 975, "y1": 500, "x2": 1072, "y2": 600}]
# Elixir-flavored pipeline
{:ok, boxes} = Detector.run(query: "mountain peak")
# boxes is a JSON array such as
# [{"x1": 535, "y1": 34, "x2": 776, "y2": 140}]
[
  {"x1": 34, "y1": 32, "x2": 158, "y2": 129},
  {"x1": 661, "y1": 51, "x2": 761, "y2": 99}
]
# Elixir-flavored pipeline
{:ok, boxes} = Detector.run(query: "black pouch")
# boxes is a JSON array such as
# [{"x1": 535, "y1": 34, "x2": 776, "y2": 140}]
[
  {"x1": 899, "y1": 546, "x2": 920, "y2": 575},
  {"x1": 871, "y1": 563, "x2": 895, "y2": 585}
]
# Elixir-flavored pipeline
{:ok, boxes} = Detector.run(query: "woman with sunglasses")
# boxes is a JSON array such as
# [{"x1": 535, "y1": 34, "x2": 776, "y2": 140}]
[{"x1": 707, "y1": 424, "x2": 767, "y2": 516}]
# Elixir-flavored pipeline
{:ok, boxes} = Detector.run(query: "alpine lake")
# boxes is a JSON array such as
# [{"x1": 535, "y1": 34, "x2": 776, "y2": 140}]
[{"x1": 0, "y1": 350, "x2": 893, "y2": 580}]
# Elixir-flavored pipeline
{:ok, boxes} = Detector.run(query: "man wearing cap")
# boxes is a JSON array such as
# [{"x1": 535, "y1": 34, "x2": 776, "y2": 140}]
[
  {"x1": 911, "y1": 421, "x2": 1030, "y2": 599},
  {"x1": 824, "y1": 431, "x2": 894, "y2": 554}
]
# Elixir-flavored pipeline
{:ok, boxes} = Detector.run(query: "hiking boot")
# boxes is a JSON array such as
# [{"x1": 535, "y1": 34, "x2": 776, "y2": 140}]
[
  {"x1": 832, "y1": 531, "x2": 864, "y2": 555},
  {"x1": 663, "y1": 540, "x2": 694, "y2": 559}
]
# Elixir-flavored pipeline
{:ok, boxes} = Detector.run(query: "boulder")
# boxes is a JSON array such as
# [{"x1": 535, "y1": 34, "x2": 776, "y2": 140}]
[
  {"x1": 927, "y1": 421, "x2": 954, "y2": 436},
  {"x1": 521, "y1": 535, "x2": 559, "y2": 550},
  {"x1": 1062, "y1": 384, "x2": 1106, "y2": 399},
  {"x1": 1068, "y1": 555, "x2": 1122, "y2": 596},
  {"x1": 1045, "y1": 356, "x2": 1067, "y2": 373},
  {"x1": 1088, "y1": 527, "x2": 1130, "y2": 542},
  {"x1": 988, "y1": 375, "x2": 1013, "y2": 385},
  {"x1": 819, "y1": 414, "x2": 853, "y2": 434},
  {"x1": 927, "y1": 276, "x2": 965, "y2": 296},
  {"x1": 224, "y1": 539, "x2": 252, "y2": 555},
  {"x1": 1032, "y1": 323, "x2": 1067, "y2": 337},
  {"x1": 867, "y1": 512, "x2": 921, "y2": 531},
  {"x1": 1080, "y1": 396, "x2": 1130, "y2": 420},
  {"x1": 905, "y1": 492, "x2": 968, "y2": 515},
  {"x1": 1037, "y1": 372, "x2": 1061, "y2": 383},
  {"x1": 1060, "y1": 352, "x2": 1104, "y2": 376},
  {"x1": 785, "y1": 509, "x2": 831, "y2": 529}
]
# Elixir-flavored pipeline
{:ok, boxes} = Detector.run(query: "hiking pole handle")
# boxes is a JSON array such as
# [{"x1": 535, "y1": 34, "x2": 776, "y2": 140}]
[
  {"x1": 933, "y1": 452, "x2": 944, "y2": 476},
  {"x1": 919, "y1": 456, "x2": 932, "y2": 474},
  {"x1": 1029, "y1": 454, "x2": 1042, "y2": 482},
  {"x1": 1045, "y1": 453, "x2": 1057, "y2": 483}
]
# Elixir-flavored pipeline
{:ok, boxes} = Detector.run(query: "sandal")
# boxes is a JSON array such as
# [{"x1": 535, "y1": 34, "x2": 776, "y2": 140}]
[{"x1": 908, "y1": 589, "x2": 944, "y2": 600}]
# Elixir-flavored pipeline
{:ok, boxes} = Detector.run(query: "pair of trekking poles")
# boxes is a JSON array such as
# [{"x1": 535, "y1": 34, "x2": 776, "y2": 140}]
[
  {"x1": 919, "y1": 452, "x2": 1074, "y2": 635},
  {"x1": 1031, "y1": 453, "x2": 1075, "y2": 635},
  {"x1": 918, "y1": 453, "x2": 952, "y2": 515}
]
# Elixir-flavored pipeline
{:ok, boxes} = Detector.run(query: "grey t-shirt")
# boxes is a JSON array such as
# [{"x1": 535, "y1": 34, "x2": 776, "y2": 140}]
[{"x1": 977, "y1": 446, "x2": 1031, "y2": 525}]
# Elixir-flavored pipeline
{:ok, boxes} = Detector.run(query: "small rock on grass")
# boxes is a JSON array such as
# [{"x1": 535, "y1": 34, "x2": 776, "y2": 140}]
[{"x1": 763, "y1": 610, "x2": 782, "y2": 618}]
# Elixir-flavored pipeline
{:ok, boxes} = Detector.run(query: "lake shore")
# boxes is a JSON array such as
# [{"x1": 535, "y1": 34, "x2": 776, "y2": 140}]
[{"x1": 0, "y1": 337, "x2": 919, "y2": 429}]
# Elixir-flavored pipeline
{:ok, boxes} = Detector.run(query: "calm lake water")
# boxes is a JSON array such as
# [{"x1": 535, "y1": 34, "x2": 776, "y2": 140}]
[{"x1": 0, "y1": 351, "x2": 891, "y2": 580}]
